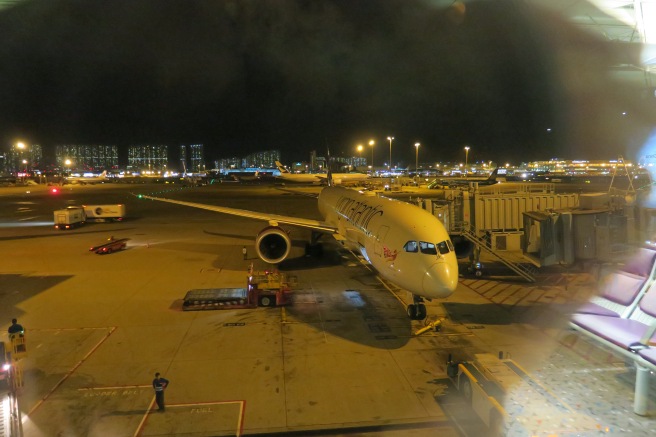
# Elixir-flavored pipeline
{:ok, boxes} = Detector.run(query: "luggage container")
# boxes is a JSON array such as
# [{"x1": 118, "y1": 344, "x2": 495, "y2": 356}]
[{"x1": 82, "y1": 204, "x2": 126, "y2": 221}]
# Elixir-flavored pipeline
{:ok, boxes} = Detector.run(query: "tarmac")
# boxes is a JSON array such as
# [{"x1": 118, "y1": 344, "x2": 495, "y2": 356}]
[{"x1": 0, "y1": 182, "x2": 654, "y2": 436}]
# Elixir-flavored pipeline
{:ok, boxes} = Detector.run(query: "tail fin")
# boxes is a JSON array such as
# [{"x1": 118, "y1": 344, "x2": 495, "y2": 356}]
[
  {"x1": 488, "y1": 168, "x2": 498, "y2": 182},
  {"x1": 275, "y1": 161, "x2": 290, "y2": 174},
  {"x1": 326, "y1": 147, "x2": 333, "y2": 187},
  {"x1": 99, "y1": 171, "x2": 107, "y2": 178}
]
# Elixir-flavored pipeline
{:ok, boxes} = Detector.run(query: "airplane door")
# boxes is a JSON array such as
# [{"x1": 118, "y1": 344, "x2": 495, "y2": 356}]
[
  {"x1": 374, "y1": 225, "x2": 390, "y2": 256},
  {"x1": 433, "y1": 204, "x2": 450, "y2": 231}
]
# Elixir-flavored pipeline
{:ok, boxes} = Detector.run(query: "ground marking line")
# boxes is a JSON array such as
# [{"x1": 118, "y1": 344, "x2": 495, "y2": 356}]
[
  {"x1": 133, "y1": 400, "x2": 246, "y2": 437},
  {"x1": 27, "y1": 326, "x2": 116, "y2": 416}
]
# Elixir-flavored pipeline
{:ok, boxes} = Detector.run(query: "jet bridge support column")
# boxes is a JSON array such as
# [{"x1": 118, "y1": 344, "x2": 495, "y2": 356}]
[{"x1": 462, "y1": 190, "x2": 472, "y2": 232}]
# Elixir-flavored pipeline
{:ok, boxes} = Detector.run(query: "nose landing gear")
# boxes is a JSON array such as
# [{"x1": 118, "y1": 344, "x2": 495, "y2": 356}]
[{"x1": 407, "y1": 295, "x2": 427, "y2": 320}]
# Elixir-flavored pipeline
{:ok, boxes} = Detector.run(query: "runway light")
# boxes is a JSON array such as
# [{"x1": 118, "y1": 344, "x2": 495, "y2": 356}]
[{"x1": 51, "y1": 188, "x2": 59, "y2": 194}]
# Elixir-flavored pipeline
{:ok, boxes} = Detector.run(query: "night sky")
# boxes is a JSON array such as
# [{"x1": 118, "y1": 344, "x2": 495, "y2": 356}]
[{"x1": 0, "y1": 0, "x2": 653, "y2": 166}]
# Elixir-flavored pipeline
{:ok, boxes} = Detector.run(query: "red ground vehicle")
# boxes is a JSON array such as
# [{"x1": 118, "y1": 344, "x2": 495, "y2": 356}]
[
  {"x1": 89, "y1": 238, "x2": 128, "y2": 254},
  {"x1": 182, "y1": 269, "x2": 295, "y2": 311}
]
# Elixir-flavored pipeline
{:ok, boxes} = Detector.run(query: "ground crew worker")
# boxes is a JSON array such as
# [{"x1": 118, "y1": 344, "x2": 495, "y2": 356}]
[
  {"x1": 8, "y1": 319, "x2": 24, "y2": 337},
  {"x1": 152, "y1": 372, "x2": 169, "y2": 411},
  {"x1": 242, "y1": 246, "x2": 247, "y2": 260}
]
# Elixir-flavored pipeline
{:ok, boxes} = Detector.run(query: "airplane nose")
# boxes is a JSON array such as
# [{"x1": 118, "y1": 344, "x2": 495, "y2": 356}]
[{"x1": 423, "y1": 262, "x2": 458, "y2": 298}]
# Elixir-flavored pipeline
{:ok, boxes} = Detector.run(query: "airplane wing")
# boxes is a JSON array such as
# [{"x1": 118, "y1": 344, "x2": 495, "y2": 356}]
[
  {"x1": 275, "y1": 187, "x2": 320, "y2": 198},
  {"x1": 139, "y1": 195, "x2": 338, "y2": 234}
]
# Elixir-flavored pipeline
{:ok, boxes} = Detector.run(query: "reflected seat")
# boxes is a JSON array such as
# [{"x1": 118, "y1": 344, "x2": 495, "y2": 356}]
[
  {"x1": 574, "y1": 247, "x2": 656, "y2": 318},
  {"x1": 571, "y1": 283, "x2": 656, "y2": 351},
  {"x1": 638, "y1": 348, "x2": 656, "y2": 367}
]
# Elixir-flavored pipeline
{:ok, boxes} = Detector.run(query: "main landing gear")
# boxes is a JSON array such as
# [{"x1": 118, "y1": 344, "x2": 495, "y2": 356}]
[
  {"x1": 305, "y1": 231, "x2": 324, "y2": 257},
  {"x1": 407, "y1": 295, "x2": 427, "y2": 320}
]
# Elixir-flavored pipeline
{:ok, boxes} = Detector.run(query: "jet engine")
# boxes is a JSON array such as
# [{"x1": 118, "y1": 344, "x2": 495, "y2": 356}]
[{"x1": 255, "y1": 226, "x2": 292, "y2": 264}]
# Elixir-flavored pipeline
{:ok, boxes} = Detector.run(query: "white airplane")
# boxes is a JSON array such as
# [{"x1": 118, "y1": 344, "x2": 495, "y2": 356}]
[
  {"x1": 275, "y1": 161, "x2": 370, "y2": 185},
  {"x1": 432, "y1": 168, "x2": 499, "y2": 188},
  {"x1": 63, "y1": 170, "x2": 108, "y2": 185},
  {"x1": 139, "y1": 185, "x2": 459, "y2": 319}
]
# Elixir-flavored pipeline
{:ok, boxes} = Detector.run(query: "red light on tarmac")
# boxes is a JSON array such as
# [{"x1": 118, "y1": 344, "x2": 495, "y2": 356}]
[{"x1": 51, "y1": 187, "x2": 59, "y2": 194}]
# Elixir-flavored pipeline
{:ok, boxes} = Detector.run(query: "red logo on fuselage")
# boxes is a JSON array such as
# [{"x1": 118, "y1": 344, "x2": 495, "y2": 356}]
[{"x1": 383, "y1": 246, "x2": 398, "y2": 261}]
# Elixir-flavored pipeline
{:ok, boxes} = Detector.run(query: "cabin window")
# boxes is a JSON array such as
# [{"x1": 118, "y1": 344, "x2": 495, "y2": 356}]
[
  {"x1": 419, "y1": 241, "x2": 437, "y2": 255},
  {"x1": 437, "y1": 241, "x2": 450, "y2": 254},
  {"x1": 403, "y1": 241, "x2": 418, "y2": 253}
]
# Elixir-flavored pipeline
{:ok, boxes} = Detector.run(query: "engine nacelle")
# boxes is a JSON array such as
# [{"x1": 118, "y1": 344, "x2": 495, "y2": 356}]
[{"x1": 255, "y1": 226, "x2": 292, "y2": 264}]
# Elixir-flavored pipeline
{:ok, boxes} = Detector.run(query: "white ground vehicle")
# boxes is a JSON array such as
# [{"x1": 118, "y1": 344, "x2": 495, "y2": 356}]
[
  {"x1": 53, "y1": 206, "x2": 85, "y2": 230},
  {"x1": 82, "y1": 204, "x2": 126, "y2": 221},
  {"x1": 447, "y1": 353, "x2": 602, "y2": 436}
]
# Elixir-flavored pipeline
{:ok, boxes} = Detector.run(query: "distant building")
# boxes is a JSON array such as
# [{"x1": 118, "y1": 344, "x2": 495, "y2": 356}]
[
  {"x1": 216, "y1": 157, "x2": 242, "y2": 170},
  {"x1": 243, "y1": 150, "x2": 280, "y2": 168},
  {"x1": 128, "y1": 145, "x2": 168, "y2": 174},
  {"x1": 180, "y1": 144, "x2": 204, "y2": 173},
  {"x1": 55, "y1": 144, "x2": 118, "y2": 172},
  {"x1": 6, "y1": 143, "x2": 43, "y2": 173},
  {"x1": 524, "y1": 159, "x2": 636, "y2": 175}
]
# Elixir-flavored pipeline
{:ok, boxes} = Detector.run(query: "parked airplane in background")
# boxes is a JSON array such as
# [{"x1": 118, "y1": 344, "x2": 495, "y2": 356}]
[
  {"x1": 139, "y1": 185, "x2": 458, "y2": 320},
  {"x1": 275, "y1": 161, "x2": 370, "y2": 185},
  {"x1": 432, "y1": 167, "x2": 499, "y2": 188},
  {"x1": 0, "y1": 175, "x2": 17, "y2": 185},
  {"x1": 63, "y1": 170, "x2": 108, "y2": 185},
  {"x1": 230, "y1": 171, "x2": 261, "y2": 183}
]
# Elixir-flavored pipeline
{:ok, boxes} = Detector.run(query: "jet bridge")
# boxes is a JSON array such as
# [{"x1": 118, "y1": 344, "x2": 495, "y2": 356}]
[
  {"x1": 389, "y1": 181, "x2": 636, "y2": 279},
  {"x1": 403, "y1": 182, "x2": 635, "y2": 281}
]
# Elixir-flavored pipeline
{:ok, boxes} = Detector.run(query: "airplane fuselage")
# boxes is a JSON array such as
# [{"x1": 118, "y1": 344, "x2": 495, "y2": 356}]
[
  {"x1": 64, "y1": 171, "x2": 108, "y2": 185},
  {"x1": 275, "y1": 166, "x2": 369, "y2": 185},
  {"x1": 276, "y1": 173, "x2": 323, "y2": 184},
  {"x1": 318, "y1": 186, "x2": 458, "y2": 299}
]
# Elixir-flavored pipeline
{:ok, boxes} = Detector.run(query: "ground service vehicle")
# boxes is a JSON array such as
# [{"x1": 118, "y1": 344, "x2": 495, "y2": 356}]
[
  {"x1": 447, "y1": 353, "x2": 602, "y2": 436},
  {"x1": 182, "y1": 269, "x2": 294, "y2": 310},
  {"x1": 53, "y1": 206, "x2": 85, "y2": 230},
  {"x1": 89, "y1": 238, "x2": 128, "y2": 254},
  {"x1": 82, "y1": 204, "x2": 126, "y2": 221},
  {"x1": 247, "y1": 269, "x2": 294, "y2": 307}
]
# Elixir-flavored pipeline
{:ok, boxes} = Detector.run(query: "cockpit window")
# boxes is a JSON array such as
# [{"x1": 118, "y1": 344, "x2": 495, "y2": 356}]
[
  {"x1": 419, "y1": 241, "x2": 437, "y2": 255},
  {"x1": 447, "y1": 240, "x2": 454, "y2": 252},
  {"x1": 403, "y1": 241, "x2": 418, "y2": 253},
  {"x1": 437, "y1": 241, "x2": 450, "y2": 254}
]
